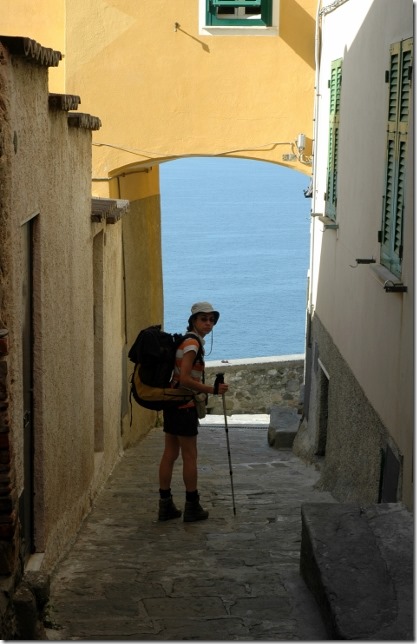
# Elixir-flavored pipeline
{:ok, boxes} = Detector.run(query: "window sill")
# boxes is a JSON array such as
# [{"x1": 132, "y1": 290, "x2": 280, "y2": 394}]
[
  {"x1": 370, "y1": 264, "x2": 407, "y2": 293},
  {"x1": 317, "y1": 215, "x2": 338, "y2": 230},
  {"x1": 199, "y1": 25, "x2": 278, "y2": 36}
]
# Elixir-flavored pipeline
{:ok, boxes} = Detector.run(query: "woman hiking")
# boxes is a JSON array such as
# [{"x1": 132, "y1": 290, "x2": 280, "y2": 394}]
[{"x1": 158, "y1": 302, "x2": 229, "y2": 522}]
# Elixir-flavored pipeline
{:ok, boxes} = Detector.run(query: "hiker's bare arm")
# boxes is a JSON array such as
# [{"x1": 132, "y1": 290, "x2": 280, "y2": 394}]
[{"x1": 179, "y1": 350, "x2": 228, "y2": 395}]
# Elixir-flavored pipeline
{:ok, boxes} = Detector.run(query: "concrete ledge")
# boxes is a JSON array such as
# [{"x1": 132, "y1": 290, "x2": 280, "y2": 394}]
[
  {"x1": 300, "y1": 502, "x2": 414, "y2": 640},
  {"x1": 267, "y1": 405, "x2": 300, "y2": 449},
  {"x1": 205, "y1": 354, "x2": 305, "y2": 368}
]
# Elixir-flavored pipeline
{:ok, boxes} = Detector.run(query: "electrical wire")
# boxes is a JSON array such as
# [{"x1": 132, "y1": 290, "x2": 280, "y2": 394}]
[
  {"x1": 91, "y1": 139, "x2": 312, "y2": 181},
  {"x1": 92, "y1": 140, "x2": 294, "y2": 160}
]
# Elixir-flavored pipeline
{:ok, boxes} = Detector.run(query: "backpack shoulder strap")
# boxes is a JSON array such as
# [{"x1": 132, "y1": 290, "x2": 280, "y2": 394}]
[
  {"x1": 182, "y1": 333, "x2": 205, "y2": 384},
  {"x1": 182, "y1": 333, "x2": 204, "y2": 363}
]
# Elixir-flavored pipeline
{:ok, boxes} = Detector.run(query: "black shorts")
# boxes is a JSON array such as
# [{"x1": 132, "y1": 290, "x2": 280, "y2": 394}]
[{"x1": 163, "y1": 406, "x2": 199, "y2": 437}]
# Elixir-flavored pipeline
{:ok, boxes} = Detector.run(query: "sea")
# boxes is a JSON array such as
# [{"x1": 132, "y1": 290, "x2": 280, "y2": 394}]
[{"x1": 160, "y1": 156, "x2": 311, "y2": 362}]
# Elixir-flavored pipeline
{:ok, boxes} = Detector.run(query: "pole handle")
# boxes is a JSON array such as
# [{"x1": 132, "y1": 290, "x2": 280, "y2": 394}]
[{"x1": 214, "y1": 372, "x2": 224, "y2": 394}]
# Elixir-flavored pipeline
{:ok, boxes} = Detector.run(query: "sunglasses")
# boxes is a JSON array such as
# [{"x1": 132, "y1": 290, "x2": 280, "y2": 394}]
[{"x1": 198, "y1": 315, "x2": 216, "y2": 323}]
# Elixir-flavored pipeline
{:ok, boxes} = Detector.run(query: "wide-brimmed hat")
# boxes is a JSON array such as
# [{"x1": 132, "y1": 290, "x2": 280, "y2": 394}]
[{"x1": 190, "y1": 301, "x2": 220, "y2": 324}]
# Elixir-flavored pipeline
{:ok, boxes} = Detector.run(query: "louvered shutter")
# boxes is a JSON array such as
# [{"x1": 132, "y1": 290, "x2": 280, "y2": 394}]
[
  {"x1": 325, "y1": 59, "x2": 342, "y2": 220},
  {"x1": 381, "y1": 38, "x2": 413, "y2": 277}
]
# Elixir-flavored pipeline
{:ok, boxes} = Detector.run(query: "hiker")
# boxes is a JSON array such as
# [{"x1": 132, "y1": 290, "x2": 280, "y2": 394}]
[{"x1": 158, "y1": 302, "x2": 229, "y2": 522}]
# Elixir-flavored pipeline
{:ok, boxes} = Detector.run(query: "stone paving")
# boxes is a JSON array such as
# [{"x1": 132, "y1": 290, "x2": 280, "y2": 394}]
[{"x1": 46, "y1": 423, "x2": 336, "y2": 641}]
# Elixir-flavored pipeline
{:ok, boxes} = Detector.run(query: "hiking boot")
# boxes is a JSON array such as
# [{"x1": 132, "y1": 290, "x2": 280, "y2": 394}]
[
  {"x1": 158, "y1": 497, "x2": 182, "y2": 521},
  {"x1": 183, "y1": 497, "x2": 209, "y2": 522}
]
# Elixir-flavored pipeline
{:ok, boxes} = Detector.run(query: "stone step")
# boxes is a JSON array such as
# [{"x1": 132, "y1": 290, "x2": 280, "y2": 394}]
[
  {"x1": 300, "y1": 502, "x2": 413, "y2": 640},
  {"x1": 267, "y1": 405, "x2": 301, "y2": 449}
]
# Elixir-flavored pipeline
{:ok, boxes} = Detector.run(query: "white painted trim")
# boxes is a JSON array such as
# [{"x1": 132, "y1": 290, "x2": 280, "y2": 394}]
[
  {"x1": 318, "y1": 358, "x2": 330, "y2": 380},
  {"x1": 200, "y1": 26, "x2": 278, "y2": 36},
  {"x1": 199, "y1": 0, "x2": 279, "y2": 36}
]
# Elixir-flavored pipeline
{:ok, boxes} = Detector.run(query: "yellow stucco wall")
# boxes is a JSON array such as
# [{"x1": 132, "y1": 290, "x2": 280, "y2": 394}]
[
  {"x1": 114, "y1": 168, "x2": 165, "y2": 446},
  {"x1": 1, "y1": 0, "x2": 316, "y2": 180},
  {"x1": 69, "y1": 0, "x2": 316, "y2": 181},
  {"x1": 1, "y1": 0, "x2": 66, "y2": 90}
]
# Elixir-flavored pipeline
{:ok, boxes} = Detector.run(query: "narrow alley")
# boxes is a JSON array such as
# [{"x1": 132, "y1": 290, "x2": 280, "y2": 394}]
[{"x1": 46, "y1": 421, "x2": 335, "y2": 640}]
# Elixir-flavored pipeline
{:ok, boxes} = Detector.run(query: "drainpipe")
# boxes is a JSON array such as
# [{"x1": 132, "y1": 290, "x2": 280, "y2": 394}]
[
  {"x1": 302, "y1": 0, "x2": 322, "y2": 420},
  {"x1": 308, "y1": 0, "x2": 323, "y2": 322}
]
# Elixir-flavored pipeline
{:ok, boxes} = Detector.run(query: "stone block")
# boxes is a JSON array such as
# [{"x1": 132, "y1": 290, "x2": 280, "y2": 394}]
[
  {"x1": 267, "y1": 405, "x2": 300, "y2": 449},
  {"x1": 300, "y1": 502, "x2": 413, "y2": 640},
  {"x1": 13, "y1": 584, "x2": 39, "y2": 640},
  {"x1": 24, "y1": 570, "x2": 51, "y2": 610}
]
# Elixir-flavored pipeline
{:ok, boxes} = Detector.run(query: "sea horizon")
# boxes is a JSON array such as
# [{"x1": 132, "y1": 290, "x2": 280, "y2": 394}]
[{"x1": 160, "y1": 156, "x2": 311, "y2": 362}]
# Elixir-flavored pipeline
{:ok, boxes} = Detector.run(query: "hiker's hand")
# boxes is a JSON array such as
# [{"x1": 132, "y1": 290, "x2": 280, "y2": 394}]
[{"x1": 217, "y1": 383, "x2": 228, "y2": 395}]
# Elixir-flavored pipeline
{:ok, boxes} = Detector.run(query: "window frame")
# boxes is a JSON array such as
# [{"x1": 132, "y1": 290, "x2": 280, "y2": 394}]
[{"x1": 199, "y1": 0, "x2": 278, "y2": 36}]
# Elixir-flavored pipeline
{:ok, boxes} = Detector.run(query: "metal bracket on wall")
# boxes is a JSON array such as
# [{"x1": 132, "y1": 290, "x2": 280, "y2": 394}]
[
  {"x1": 383, "y1": 281, "x2": 407, "y2": 293},
  {"x1": 317, "y1": 215, "x2": 338, "y2": 230}
]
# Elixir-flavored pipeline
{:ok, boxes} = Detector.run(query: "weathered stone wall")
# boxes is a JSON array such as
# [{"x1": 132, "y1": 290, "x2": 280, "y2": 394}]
[
  {"x1": 295, "y1": 314, "x2": 397, "y2": 506},
  {"x1": 205, "y1": 356, "x2": 304, "y2": 415}
]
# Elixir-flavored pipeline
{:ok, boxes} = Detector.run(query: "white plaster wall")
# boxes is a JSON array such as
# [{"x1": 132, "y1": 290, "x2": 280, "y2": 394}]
[{"x1": 308, "y1": 0, "x2": 413, "y2": 506}]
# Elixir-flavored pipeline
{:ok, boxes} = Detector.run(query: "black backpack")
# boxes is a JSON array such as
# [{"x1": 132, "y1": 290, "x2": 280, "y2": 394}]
[{"x1": 128, "y1": 325, "x2": 203, "y2": 412}]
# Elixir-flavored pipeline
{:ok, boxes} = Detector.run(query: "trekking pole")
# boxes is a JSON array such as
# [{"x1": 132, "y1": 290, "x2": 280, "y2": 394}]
[{"x1": 214, "y1": 373, "x2": 236, "y2": 516}]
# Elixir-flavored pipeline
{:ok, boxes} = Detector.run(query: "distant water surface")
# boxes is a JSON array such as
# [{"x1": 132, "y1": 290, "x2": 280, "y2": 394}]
[{"x1": 160, "y1": 157, "x2": 311, "y2": 361}]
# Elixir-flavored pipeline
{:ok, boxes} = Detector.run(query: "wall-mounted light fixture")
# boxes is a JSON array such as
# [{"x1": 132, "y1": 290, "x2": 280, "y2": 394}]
[
  {"x1": 296, "y1": 133, "x2": 306, "y2": 152},
  {"x1": 281, "y1": 133, "x2": 312, "y2": 166}
]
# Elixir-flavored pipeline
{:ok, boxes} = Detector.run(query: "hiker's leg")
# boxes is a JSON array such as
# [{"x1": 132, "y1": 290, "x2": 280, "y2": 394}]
[
  {"x1": 159, "y1": 433, "x2": 180, "y2": 490},
  {"x1": 179, "y1": 435, "x2": 209, "y2": 522},
  {"x1": 178, "y1": 435, "x2": 198, "y2": 491}
]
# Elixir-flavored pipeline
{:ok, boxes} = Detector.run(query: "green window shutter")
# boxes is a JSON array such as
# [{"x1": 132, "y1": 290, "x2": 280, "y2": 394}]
[
  {"x1": 206, "y1": 0, "x2": 272, "y2": 26},
  {"x1": 380, "y1": 38, "x2": 413, "y2": 277},
  {"x1": 325, "y1": 59, "x2": 342, "y2": 220},
  {"x1": 399, "y1": 39, "x2": 412, "y2": 129},
  {"x1": 329, "y1": 61, "x2": 342, "y2": 117},
  {"x1": 387, "y1": 43, "x2": 400, "y2": 124},
  {"x1": 381, "y1": 134, "x2": 396, "y2": 268},
  {"x1": 325, "y1": 124, "x2": 339, "y2": 219},
  {"x1": 394, "y1": 139, "x2": 407, "y2": 257}
]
